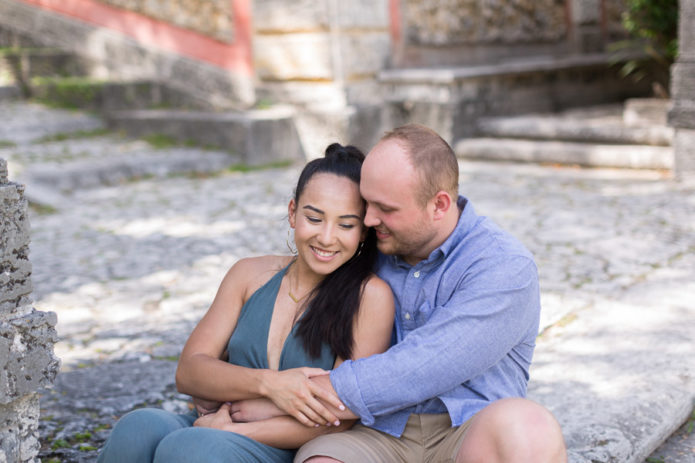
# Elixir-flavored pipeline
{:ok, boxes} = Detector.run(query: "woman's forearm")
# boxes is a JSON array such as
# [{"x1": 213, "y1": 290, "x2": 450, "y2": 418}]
[
  {"x1": 176, "y1": 353, "x2": 272, "y2": 402},
  {"x1": 226, "y1": 416, "x2": 354, "y2": 449}
]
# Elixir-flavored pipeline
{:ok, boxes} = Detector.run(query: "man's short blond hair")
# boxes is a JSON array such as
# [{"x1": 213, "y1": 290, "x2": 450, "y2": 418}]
[{"x1": 380, "y1": 124, "x2": 459, "y2": 206}]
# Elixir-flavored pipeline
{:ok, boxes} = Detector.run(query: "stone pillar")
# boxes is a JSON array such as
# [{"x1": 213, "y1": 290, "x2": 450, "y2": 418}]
[
  {"x1": 252, "y1": 0, "x2": 391, "y2": 156},
  {"x1": 0, "y1": 158, "x2": 60, "y2": 462},
  {"x1": 670, "y1": 0, "x2": 695, "y2": 180},
  {"x1": 569, "y1": 0, "x2": 604, "y2": 52}
]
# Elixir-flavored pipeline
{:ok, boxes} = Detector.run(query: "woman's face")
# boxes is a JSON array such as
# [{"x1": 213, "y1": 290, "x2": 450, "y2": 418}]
[{"x1": 289, "y1": 173, "x2": 365, "y2": 277}]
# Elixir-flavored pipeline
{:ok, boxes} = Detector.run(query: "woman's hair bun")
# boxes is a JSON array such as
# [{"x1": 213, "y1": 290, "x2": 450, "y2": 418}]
[{"x1": 324, "y1": 142, "x2": 365, "y2": 163}]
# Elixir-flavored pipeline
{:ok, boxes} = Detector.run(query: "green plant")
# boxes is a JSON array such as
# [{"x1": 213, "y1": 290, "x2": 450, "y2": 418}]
[
  {"x1": 611, "y1": 0, "x2": 679, "y2": 96},
  {"x1": 51, "y1": 439, "x2": 69, "y2": 450},
  {"x1": 34, "y1": 128, "x2": 111, "y2": 144}
]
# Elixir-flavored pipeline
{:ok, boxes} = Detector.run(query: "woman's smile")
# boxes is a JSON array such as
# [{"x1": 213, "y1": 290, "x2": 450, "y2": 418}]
[{"x1": 310, "y1": 246, "x2": 338, "y2": 260}]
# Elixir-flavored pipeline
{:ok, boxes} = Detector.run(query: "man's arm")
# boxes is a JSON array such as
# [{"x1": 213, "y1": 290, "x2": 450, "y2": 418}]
[{"x1": 324, "y1": 255, "x2": 540, "y2": 425}]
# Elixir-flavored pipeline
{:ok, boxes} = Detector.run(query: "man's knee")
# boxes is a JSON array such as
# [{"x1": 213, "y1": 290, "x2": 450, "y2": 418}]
[{"x1": 457, "y1": 398, "x2": 567, "y2": 463}]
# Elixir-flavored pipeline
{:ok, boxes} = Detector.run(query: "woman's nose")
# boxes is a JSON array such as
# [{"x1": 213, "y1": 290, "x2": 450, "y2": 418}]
[{"x1": 317, "y1": 224, "x2": 335, "y2": 245}]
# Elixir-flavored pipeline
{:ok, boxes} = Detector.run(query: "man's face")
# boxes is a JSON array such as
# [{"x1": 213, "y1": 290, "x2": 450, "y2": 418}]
[{"x1": 360, "y1": 139, "x2": 437, "y2": 265}]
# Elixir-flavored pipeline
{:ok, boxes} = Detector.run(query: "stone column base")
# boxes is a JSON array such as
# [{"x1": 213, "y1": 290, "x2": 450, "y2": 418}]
[{"x1": 674, "y1": 128, "x2": 695, "y2": 181}]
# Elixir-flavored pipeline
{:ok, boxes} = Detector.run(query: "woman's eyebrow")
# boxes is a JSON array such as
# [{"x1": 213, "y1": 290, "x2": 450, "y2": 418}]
[
  {"x1": 303, "y1": 205, "x2": 324, "y2": 214},
  {"x1": 303, "y1": 205, "x2": 360, "y2": 220}
]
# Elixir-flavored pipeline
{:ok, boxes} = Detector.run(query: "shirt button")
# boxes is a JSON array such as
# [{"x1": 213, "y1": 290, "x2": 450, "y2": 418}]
[
  {"x1": 413, "y1": 271, "x2": 420, "y2": 278},
  {"x1": 404, "y1": 313, "x2": 411, "y2": 320}
]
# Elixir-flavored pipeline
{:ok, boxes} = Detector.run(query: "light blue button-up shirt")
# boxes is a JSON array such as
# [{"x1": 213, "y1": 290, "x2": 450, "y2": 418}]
[{"x1": 330, "y1": 196, "x2": 541, "y2": 437}]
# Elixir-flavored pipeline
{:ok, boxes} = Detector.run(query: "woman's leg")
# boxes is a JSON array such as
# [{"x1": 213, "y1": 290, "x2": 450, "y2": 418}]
[
  {"x1": 97, "y1": 408, "x2": 195, "y2": 463},
  {"x1": 154, "y1": 427, "x2": 295, "y2": 463}
]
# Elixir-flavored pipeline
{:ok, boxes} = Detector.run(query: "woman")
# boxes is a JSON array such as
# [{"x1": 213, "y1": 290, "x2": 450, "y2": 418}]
[{"x1": 97, "y1": 143, "x2": 395, "y2": 463}]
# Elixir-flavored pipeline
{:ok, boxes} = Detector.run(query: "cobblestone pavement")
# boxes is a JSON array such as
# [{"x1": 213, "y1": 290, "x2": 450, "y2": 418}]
[{"x1": 2, "y1": 100, "x2": 694, "y2": 462}]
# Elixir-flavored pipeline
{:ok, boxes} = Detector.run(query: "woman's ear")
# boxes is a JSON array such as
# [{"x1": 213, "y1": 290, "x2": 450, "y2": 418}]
[{"x1": 288, "y1": 198, "x2": 297, "y2": 228}]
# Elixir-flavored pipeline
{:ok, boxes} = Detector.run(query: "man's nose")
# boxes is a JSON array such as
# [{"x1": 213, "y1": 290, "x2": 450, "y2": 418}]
[{"x1": 363, "y1": 205, "x2": 379, "y2": 227}]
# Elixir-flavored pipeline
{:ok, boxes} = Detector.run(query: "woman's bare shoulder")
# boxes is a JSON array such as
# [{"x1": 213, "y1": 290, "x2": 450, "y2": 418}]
[
  {"x1": 228, "y1": 255, "x2": 293, "y2": 288},
  {"x1": 362, "y1": 275, "x2": 393, "y2": 301},
  {"x1": 359, "y1": 275, "x2": 395, "y2": 319}
]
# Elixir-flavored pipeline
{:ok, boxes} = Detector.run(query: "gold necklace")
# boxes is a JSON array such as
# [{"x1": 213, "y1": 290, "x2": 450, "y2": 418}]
[
  {"x1": 288, "y1": 289, "x2": 305, "y2": 303},
  {"x1": 288, "y1": 265, "x2": 309, "y2": 303}
]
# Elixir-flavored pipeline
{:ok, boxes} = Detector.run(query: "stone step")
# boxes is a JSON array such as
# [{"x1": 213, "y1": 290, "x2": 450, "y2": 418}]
[
  {"x1": 0, "y1": 48, "x2": 92, "y2": 80},
  {"x1": 476, "y1": 112, "x2": 673, "y2": 147},
  {"x1": 30, "y1": 78, "x2": 214, "y2": 112},
  {"x1": 0, "y1": 84, "x2": 20, "y2": 101},
  {"x1": 5, "y1": 136, "x2": 241, "y2": 209},
  {"x1": 529, "y1": 256, "x2": 695, "y2": 463},
  {"x1": 455, "y1": 138, "x2": 674, "y2": 170},
  {"x1": 0, "y1": 100, "x2": 105, "y2": 145},
  {"x1": 379, "y1": 52, "x2": 654, "y2": 142},
  {"x1": 106, "y1": 107, "x2": 305, "y2": 166}
]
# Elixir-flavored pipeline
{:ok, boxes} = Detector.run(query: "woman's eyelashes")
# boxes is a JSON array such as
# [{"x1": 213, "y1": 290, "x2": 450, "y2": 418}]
[{"x1": 304, "y1": 215, "x2": 357, "y2": 229}]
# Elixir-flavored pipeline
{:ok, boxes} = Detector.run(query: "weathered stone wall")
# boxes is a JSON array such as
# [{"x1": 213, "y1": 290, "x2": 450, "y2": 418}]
[
  {"x1": 0, "y1": 158, "x2": 60, "y2": 462},
  {"x1": 94, "y1": 0, "x2": 235, "y2": 42},
  {"x1": 253, "y1": 0, "x2": 391, "y2": 106},
  {"x1": 253, "y1": 0, "x2": 391, "y2": 158},
  {"x1": 0, "y1": 0, "x2": 254, "y2": 108},
  {"x1": 670, "y1": 0, "x2": 695, "y2": 180},
  {"x1": 402, "y1": 0, "x2": 567, "y2": 45},
  {"x1": 396, "y1": 0, "x2": 629, "y2": 65}
]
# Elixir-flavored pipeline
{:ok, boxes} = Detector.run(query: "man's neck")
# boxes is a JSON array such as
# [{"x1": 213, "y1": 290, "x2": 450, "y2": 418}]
[{"x1": 401, "y1": 204, "x2": 462, "y2": 266}]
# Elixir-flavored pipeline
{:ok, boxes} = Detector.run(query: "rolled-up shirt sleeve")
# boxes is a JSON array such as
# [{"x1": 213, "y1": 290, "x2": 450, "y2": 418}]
[{"x1": 330, "y1": 254, "x2": 540, "y2": 424}]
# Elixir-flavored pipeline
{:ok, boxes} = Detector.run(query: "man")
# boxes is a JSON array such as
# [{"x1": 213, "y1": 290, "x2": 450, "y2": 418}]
[{"x1": 296, "y1": 123, "x2": 567, "y2": 462}]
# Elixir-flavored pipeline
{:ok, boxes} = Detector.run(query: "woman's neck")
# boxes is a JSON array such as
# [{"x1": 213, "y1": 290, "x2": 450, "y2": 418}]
[{"x1": 288, "y1": 258, "x2": 324, "y2": 301}]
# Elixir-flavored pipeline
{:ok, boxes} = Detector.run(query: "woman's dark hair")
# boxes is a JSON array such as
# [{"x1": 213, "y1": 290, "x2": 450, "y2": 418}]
[{"x1": 293, "y1": 143, "x2": 378, "y2": 360}]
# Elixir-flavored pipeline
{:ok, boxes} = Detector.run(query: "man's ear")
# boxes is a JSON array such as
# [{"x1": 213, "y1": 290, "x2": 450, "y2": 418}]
[
  {"x1": 288, "y1": 198, "x2": 297, "y2": 228},
  {"x1": 432, "y1": 191, "x2": 453, "y2": 220}
]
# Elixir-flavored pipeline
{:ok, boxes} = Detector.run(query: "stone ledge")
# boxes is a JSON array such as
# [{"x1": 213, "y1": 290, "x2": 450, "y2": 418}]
[
  {"x1": 380, "y1": 52, "x2": 645, "y2": 84},
  {"x1": 477, "y1": 116, "x2": 673, "y2": 147},
  {"x1": 455, "y1": 138, "x2": 674, "y2": 170},
  {"x1": 530, "y1": 281, "x2": 695, "y2": 462},
  {"x1": 21, "y1": 150, "x2": 239, "y2": 194},
  {"x1": 106, "y1": 107, "x2": 305, "y2": 166}
]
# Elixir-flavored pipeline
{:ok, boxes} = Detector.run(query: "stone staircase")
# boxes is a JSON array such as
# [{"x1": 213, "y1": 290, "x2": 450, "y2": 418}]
[
  {"x1": 455, "y1": 99, "x2": 675, "y2": 170},
  {"x1": 0, "y1": 33, "x2": 304, "y2": 169}
]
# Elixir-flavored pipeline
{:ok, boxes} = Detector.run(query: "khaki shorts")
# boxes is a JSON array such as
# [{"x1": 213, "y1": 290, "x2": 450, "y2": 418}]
[{"x1": 294, "y1": 413, "x2": 473, "y2": 463}]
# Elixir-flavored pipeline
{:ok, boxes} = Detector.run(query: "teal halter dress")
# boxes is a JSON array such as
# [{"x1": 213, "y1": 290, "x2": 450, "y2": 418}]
[{"x1": 97, "y1": 264, "x2": 336, "y2": 463}]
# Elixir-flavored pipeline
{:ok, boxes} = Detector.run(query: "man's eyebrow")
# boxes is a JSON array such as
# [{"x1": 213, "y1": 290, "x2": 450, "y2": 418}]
[
  {"x1": 371, "y1": 200, "x2": 396, "y2": 210},
  {"x1": 303, "y1": 205, "x2": 361, "y2": 220}
]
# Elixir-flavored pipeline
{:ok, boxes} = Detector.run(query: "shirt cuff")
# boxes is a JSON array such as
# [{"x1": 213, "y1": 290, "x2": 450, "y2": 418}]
[{"x1": 330, "y1": 360, "x2": 376, "y2": 426}]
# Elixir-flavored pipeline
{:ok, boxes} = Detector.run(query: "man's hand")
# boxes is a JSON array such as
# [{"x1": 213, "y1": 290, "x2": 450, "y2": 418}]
[
  {"x1": 262, "y1": 367, "x2": 346, "y2": 427},
  {"x1": 309, "y1": 374, "x2": 358, "y2": 420}
]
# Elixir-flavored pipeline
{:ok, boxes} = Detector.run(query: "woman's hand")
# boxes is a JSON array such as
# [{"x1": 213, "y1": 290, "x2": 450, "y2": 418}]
[
  {"x1": 193, "y1": 403, "x2": 234, "y2": 430},
  {"x1": 230, "y1": 398, "x2": 285, "y2": 422},
  {"x1": 192, "y1": 396, "x2": 223, "y2": 417},
  {"x1": 261, "y1": 367, "x2": 345, "y2": 427}
]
